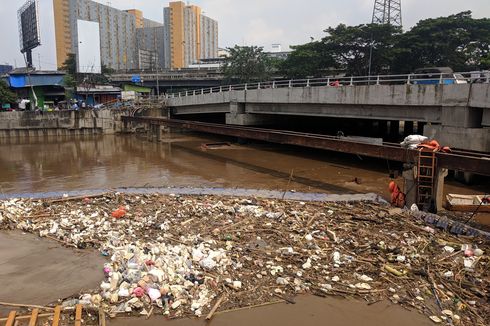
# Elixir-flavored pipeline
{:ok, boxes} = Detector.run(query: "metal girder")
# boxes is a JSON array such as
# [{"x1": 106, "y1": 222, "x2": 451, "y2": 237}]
[
  {"x1": 436, "y1": 153, "x2": 490, "y2": 176},
  {"x1": 122, "y1": 116, "x2": 490, "y2": 176}
]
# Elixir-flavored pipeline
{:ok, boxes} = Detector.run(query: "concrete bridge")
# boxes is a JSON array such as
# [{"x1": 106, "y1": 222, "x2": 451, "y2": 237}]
[{"x1": 166, "y1": 80, "x2": 490, "y2": 152}]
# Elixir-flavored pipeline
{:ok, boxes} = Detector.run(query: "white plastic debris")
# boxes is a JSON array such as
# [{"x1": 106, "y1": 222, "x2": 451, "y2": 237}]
[
  {"x1": 429, "y1": 316, "x2": 442, "y2": 323},
  {"x1": 464, "y1": 257, "x2": 477, "y2": 270},
  {"x1": 474, "y1": 248, "x2": 484, "y2": 257},
  {"x1": 302, "y1": 258, "x2": 312, "y2": 270},
  {"x1": 49, "y1": 222, "x2": 59, "y2": 234},
  {"x1": 232, "y1": 281, "x2": 242, "y2": 289},
  {"x1": 276, "y1": 277, "x2": 288, "y2": 285},
  {"x1": 443, "y1": 246, "x2": 455, "y2": 253},
  {"x1": 442, "y1": 310, "x2": 453, "y2": 317},
  {"x1": 357, "y1": 274, "x2": 373, "y2": 282},
  {"x1": 147, "y1": 288, "x2": 161, "y2": 301},
  {"x1": 443, "y1": 271, "x2": 454, "y2": 278},
  {"x1": 396, "y1": 255, "x2": 406, "y2": 263},
  {"x1": 171, "y1": 300, "x2": 182, "y2": 309},
  {"x1": 355, "y1": 283, "x2": 372, "y2": 290}
]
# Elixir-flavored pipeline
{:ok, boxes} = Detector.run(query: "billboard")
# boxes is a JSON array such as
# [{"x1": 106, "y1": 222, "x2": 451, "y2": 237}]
[
  {"x1": 77, "y1": 20, "x2": 102, "y2": 74},
  {"x1": 18, "y1": 0, "x2": 41, "y2": 53}
]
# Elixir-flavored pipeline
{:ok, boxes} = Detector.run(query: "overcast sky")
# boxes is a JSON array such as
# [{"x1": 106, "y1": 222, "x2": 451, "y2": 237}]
[{"x1": 1, "y1": 0, "x2": 490, "y2": 70}]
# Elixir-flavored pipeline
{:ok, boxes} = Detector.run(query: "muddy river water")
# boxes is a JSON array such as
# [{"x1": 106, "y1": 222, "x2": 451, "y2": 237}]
[
  {"x1": 0, "y1": 133, "x2": 488, "y2": 325},
  {"x1": 1, "y1": 133, "x2": 488, "y2": 198}
]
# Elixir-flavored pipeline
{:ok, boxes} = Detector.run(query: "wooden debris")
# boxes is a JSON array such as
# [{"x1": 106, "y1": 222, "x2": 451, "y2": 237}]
[{"x1": 205, "y1": 293, "x2": 226, "y2": 320}]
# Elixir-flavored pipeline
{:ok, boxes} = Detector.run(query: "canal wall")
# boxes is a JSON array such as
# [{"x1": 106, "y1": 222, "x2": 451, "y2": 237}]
[{"x1": 0, "y1": 109, "x2": 131, "y2": 138}]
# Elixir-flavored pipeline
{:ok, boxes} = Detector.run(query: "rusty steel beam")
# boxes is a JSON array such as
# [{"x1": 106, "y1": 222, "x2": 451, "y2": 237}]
[
  {"x1": 123, "y1": 116, "x2": 490, "y2": 175},
  {"x1": 436, "y1": 153, "x2": 490, "y2": 175}
]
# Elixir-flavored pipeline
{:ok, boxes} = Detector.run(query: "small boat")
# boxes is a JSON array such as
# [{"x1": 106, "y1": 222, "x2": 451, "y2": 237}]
[{"x1": 445, "y1": 194, "x2": 490, "y2": 212}]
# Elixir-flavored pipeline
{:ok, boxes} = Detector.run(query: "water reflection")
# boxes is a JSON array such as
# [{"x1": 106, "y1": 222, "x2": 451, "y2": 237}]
[{"x1": 1, "y1": 134, "x2": 487, "y2": 199}]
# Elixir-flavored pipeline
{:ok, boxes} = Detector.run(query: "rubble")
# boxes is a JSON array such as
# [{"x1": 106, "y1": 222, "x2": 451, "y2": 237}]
[{"x1": 0, "y1": 193, "x2": 489, "y2": 325}]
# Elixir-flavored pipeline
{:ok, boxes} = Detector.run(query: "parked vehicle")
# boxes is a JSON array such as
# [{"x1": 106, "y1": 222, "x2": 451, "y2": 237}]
[{"x1": 411, "y1": 67, "x2": 467, "y2": 85}]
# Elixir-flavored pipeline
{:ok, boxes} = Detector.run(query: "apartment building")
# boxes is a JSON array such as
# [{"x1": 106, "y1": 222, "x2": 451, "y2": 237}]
[
  {"x1": 163, "y1": 1, "x2": 218, "y2": 69},
  {"x1": 53, "y1": 0, "x2": 161, "y2": 71}
]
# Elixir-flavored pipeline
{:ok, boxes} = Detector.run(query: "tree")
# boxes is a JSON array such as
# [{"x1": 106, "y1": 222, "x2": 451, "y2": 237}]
[
  {"x1": 223, "y1": 46, "x2": 274, "y2": 83},
  {"x1": 322, "y1": 23, "x2": 401, "y2": 76},
  {"x1": 393, "y1": 11, "x2": 490, "y2": 73},
  {"x1": 0, "y1": 80, "x2": 17, "y2": 104},
  {"x1": 280, "y1": 41, "x2": 336, "y2": 78},
  {"x1": 281, "y1": 23, "x2": 400, "y2": 78},
  {"x1": 60, "y1": 53, "x2": 113, "y2": 88},
  {"x1": 60, "y1": 53, "x2": 77, "y2": 88}
]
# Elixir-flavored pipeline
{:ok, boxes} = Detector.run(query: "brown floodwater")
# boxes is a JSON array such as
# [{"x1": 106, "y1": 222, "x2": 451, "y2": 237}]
[
  {"x1": 1, "y1": 133, "x2": 488, "y2": 198},
  {"x1": 0, "y1": 231, "x2": 106, "y2": 316}
]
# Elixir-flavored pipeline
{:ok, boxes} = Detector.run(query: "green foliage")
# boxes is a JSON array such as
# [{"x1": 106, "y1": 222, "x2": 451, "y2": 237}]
[
  {"x1": 282, "y1": 11, "x2": 490, "y2": 77},
  {"x1": 323, "y1": 23, "x2": 401, "y2": 76},
  {"x1": 280, "y1": 41, "x2": 336, "y2": 78},
  {"x1": 60, "y1": 53, "x2": 77, "y2": 76},
  {"x1": 0, "y1": 80, "x2": 17, "y2": 104},
  {"x1": 60, "y1": 53, "x2": 113, "y2": 89},
  {"x1": 393, "y1": 11, "x2": 490, "y2": 73},
  {"x1": 223, "y1": 46, "x2": 275, "y2": 83}
]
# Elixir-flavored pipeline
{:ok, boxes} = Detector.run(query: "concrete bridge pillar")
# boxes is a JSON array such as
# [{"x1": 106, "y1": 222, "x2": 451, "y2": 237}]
[
  {"x1": 402, "y1": 164, "x2": 417, "y2": 208},
  {"x1": 225, "y1": 101, "x2": 273, "y2": 126},
  {"x1": 434, "y1": 168, "x2": 448, "y2": 212}
]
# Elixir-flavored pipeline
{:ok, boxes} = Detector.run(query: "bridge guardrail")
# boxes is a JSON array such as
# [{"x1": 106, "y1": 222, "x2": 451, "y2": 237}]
[{"x1": 167, "y1": 71, "x2": 490, "y2": 98}]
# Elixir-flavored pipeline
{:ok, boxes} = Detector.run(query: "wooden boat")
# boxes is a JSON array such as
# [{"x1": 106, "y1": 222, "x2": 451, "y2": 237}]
[{"x1": 445, "y1": 194, "x2": 490, "y2": 212}]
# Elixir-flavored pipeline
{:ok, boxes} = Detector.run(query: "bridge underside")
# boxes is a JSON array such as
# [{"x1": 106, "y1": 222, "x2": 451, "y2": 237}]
[{"x1": 167, "y1": 84, "x2": 490, "y2": 152}]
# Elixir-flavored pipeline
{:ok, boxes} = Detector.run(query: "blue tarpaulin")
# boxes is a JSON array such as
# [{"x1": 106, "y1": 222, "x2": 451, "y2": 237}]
[
  {"x1": 8, "y1": 74, "x2": 65, "y2": 88},
  {"x1": 8, "y1": 75, "x2": 26, "y2": 88}
]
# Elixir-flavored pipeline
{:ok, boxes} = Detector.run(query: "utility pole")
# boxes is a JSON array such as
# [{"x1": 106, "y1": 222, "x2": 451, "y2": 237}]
[{"x1": 156, "y1": 54, "x2": 160, "y2": 97}]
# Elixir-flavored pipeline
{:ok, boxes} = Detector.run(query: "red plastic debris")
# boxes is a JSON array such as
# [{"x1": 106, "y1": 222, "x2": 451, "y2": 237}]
[
  {"x1": 111, "y1": 206, "x2": 127, "y2": 218},
  {"x1": 133, "y1": 287, "x2": 145, "y2": 297}
]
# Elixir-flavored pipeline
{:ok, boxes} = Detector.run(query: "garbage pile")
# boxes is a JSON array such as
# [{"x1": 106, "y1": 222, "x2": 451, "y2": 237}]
[{"x1": 1, "y1": 193, "x2": 489, "y2": 325}]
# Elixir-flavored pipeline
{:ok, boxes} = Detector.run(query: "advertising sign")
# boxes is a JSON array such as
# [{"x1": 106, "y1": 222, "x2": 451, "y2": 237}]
[{"x1": 18, "y1": 0, "x2": 41, "y2": 53}]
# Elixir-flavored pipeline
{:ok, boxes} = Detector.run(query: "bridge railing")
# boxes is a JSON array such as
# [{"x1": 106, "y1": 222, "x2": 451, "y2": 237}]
[{"x1": 167, "y1": 71, "x2": 490, "y2": 98}]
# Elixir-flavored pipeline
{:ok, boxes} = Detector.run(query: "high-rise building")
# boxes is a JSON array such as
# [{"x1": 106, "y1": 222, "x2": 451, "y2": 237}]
[
  {"x1": 136, "y1": 18, "x2": 165, "y2": 71},
  {"x1": 163, "y1": 1, "x2": 218, "y2": 69},
  {"x1": 53, "y1": 0, "x2": 161, "y2": 71},
  {"x1": 200, "y1": 15, "x2": 218, "y2": 62}
]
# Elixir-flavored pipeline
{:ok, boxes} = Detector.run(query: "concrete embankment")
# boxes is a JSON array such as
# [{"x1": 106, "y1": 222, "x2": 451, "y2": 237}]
[{"x1": 0, "y1": 109, "x2": 131, "y2": 138}]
